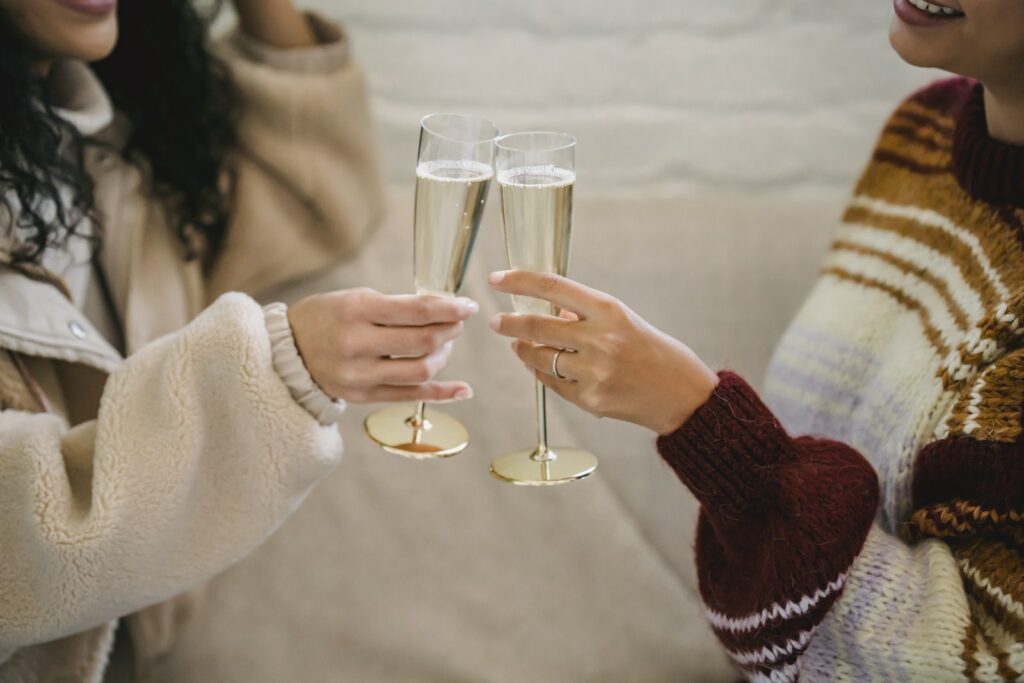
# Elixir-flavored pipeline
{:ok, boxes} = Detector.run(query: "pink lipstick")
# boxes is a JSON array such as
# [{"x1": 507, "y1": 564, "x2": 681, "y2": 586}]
[{"x1": 53, "y1": 0, "x2": 117, "y2": 18}]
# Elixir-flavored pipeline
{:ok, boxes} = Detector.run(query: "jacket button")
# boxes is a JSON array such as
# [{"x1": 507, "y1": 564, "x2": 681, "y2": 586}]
[{"x1": 68, "y1": 321, "x2": 88, "y2": 339}]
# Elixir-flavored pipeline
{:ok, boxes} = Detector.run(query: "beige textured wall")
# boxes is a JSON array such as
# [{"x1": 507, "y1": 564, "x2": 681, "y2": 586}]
[{"x1": 297, "y1": 0, "x2": 940, "y2": 197}]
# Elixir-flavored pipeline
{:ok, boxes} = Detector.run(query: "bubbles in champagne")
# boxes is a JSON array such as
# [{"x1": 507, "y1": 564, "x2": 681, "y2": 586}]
[
  {"x1": 498, "y1": 165, "x2": 575, "y2": 316},
  {"x1": 418, "y1": 158, "x2": 494, "y2": 181},
  {"x1": 414, "y1": 159, "x2": 493, "y2": 296},
  {"x1": 497, "y1": 164, "x2": 575, "y2": 188}
]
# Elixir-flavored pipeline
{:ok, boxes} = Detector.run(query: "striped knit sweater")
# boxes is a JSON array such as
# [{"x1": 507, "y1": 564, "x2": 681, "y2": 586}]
[{"x1": 658, "y1": 77, "x2": 1024, "y2": 682}]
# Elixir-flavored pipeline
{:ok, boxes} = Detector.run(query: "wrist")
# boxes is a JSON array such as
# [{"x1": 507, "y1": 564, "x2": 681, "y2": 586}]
[
  {"x1": 233, "y1": 1, "x2": 317, "y2": 49},
  {"x1": 265, "y1": 302, "x2": 344, "y2": 426},
  {"x1": 649, "y1": 358, "x2": 719, "y2": 436},
  {"x1": 656, "y1": 371, "x2": 790, "y2": 518}
]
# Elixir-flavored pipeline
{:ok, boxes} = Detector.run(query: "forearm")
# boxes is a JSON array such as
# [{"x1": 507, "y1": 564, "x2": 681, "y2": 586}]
[
  {"x1": 232, "y1": 0, "x2": 316, "y2": 48},
  {"x1": 658, "y1": 372, "x2": 879, "y2": 681},
  {"x1": 209, "y1": 16, "x2": 383, "y2": 296},
  {"x1": 660, "y1": 372, "x2": 1024, "y2": 681},
  {"x1": 0, "y1": 294, "x2": 342, "y2": 649}
]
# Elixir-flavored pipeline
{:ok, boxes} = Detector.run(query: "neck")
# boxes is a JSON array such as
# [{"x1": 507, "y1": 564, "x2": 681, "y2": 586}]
[
  {"x1": 983, "y1": 84, "x2": 1024, "y2": 146},
  {"x1": 20, "y1": 44, "x2": 55, "y2": 78}
]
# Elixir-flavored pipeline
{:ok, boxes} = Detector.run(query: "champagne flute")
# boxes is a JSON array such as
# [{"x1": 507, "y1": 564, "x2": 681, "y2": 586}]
[
  {"x1": 364, "y1": 113, "x2": 498, "y2": 459},
  {"x1": 489, "y1": 132, "x2": 598, "y2": 485}
]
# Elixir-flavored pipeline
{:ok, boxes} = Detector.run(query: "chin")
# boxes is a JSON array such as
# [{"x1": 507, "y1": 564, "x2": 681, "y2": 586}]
[
  {"x1": 889, "y1": 19, "x2": 956, "y2": 70},
  {"x1": 66, "y1": 23, "x2": 118, "y2": 62},
  {"x1": 23, "y1": 13, "x2": 118, "y2": 65}
]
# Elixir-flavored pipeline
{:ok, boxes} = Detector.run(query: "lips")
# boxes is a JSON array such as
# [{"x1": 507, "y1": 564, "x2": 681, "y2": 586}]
[
  {"x1": 52, "y1": 0, "x2": 117, "y2": 18},
  {"x1": 894, "y1": 0, "x2": 965, "y2": 27}
]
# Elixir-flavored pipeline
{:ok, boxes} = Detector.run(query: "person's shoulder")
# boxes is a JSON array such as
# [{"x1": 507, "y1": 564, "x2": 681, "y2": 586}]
[
  {"x1": 890, "y1": 76, "x2": 977, "y2": 124},
  {"x1": 863, "y1": 76, "x2": 977, "y2": 165},
  {"x1": 848, "y1": 78, "x2": 975, "y2": 198}
]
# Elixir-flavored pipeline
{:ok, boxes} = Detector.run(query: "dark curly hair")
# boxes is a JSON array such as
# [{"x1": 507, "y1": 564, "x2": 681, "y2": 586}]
[{"x1": 0, "y1": 0, "x2": 238, "y2": 265}]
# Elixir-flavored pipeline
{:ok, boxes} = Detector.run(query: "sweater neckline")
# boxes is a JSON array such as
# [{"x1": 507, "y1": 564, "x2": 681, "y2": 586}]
[
  {"x1": 46, "y1": 60, "x2": 113, "y2": 137},
  {"x1": 952, "y1": 81, "x2": 1024, "y2": 208}
]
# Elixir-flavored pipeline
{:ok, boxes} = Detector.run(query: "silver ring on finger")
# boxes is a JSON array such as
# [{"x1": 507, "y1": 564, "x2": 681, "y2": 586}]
[{"x1": 552, "y1": 348, "x2": 568, "y2": 380}]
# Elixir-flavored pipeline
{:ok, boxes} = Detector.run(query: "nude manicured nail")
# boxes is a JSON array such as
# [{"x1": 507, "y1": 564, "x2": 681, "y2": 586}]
[
  {"x1": 454, "y1": 387, "x2": 473, "y2": 401},
  {"x1": 458, "y1": 297, "x2": 479, "y2": 314},
  {"x1": 489, "y1": 315, "x2": 502, "y2": 331},
  {"x1": 488, "y1": 271, "x2": 507, "y2": 285}
]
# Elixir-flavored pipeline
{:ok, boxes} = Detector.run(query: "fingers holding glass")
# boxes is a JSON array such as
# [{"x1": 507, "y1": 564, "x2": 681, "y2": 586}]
[
  {"x1": 367, "y1": 321, "x2": 465, "y2": 358},
  {"x1": 510, "y1": 340, "x2": 580, "y2": 382},
  {"x1": 534, "y1": 370, "x2": 582, "y2": 406},
  {"x1": 490, "y1": 269, "x2": 721, "y2": 435},
  {"x1": 362, "y1": 381, "x2": 473, "y2": 404},
  {"x1": 488, "y1": 269, "x2": 611, "y2": 320},
  {"x1": 372, "y1": 342, "x2": 455, "y2": 386},
  {"x1": 288, "y1": 288, "x2": 470, "y2": 402},
  {"x1": 489, "y1": 312, "x2": 579, "y2": 350},
  {"x1": 368, "y1": 293, "x2": 479, "y2": 326}
]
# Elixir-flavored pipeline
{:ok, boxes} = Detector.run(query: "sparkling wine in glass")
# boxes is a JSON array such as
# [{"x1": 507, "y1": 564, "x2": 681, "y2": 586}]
[
  {"x1": 489, "y1": 132, "x2": 598, "y2": 485},
  {"x1": 364, "y1": 113, "x2": 498, "y2": 459}
]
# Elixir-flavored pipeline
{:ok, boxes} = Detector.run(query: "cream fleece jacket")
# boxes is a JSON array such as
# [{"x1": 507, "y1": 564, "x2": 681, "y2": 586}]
[
  {"x1": 0, "y1": 12, "x2": 384, "y2": 677},
  {"x1": 0, "y1": 294, "x2": 341, "y2": 658}
]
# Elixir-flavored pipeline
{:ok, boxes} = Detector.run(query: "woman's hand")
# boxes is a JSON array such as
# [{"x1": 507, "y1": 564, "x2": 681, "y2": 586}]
[
  {"x1": 488, "y1": 271, "x2": 718, "y2": 435},
  {"x1": 288, "y1": 288, "x2": 478, "y2": 404},
  {"x1": 230, "y1": 0, "x2": 317, "y2": 49}
]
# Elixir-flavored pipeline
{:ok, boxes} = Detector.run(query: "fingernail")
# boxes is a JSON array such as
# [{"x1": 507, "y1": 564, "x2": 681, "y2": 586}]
[
  {"x1": 454, "y1": 387, "x2": 473, "y2": 401},
  {"x1": 509, "y1": 340, "x2": 519, "y2": 352},
  {"x1": 489, "y1": 314, "x2": 502, "y2": 331},
  {"x1": 458, "y1": 297, "x2": 479, "y2": 314},
  {"x1": 488, "y1": 271, "x2": 507, "y2": 285}
]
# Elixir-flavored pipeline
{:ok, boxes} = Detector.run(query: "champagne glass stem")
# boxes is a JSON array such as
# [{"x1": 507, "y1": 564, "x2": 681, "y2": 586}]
[
  {"x1": 411, "y1": 400, "x2": 427, "y2": 429},
  {"x1": 533, "y1": 379, "x2": 554, "y2": 461},
  {"x1": 407, "y1": 401, "x2": 427, "y2": 446}
]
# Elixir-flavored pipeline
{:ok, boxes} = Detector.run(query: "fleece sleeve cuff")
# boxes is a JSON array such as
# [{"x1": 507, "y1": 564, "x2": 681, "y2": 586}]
[{"x1": 263, "y1": 302, "x2": 345, "y2": 426}]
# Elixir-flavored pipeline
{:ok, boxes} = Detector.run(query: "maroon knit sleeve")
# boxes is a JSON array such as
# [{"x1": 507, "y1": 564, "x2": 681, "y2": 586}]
[{"x1": 657, "y1": 372, "x2": 879, "y2": 682}]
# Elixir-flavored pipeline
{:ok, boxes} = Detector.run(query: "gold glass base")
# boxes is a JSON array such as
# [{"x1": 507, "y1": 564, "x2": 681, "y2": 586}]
[
  {"x1": 364, "y1": 404, "x2": 469, "y2": 459},
  {"x1": 490, "y1": 448, "x2": 598, "y2": 486}
]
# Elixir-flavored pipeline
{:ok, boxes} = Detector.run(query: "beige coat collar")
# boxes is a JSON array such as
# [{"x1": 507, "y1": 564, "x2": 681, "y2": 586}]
[
  {"x1": 0, "y1": 266, "x2": 122, "y2": 373},
  {"x1": 0, "y1": 60, "x2": 121, "y2": 372},
  {"x1": 49, "y1": 59, "x2": 114, "y2": 137}
]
